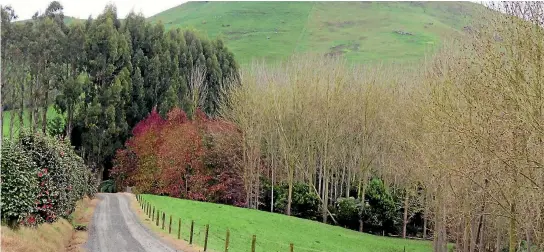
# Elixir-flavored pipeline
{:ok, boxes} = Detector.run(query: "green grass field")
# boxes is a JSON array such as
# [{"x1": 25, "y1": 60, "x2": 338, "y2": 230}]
[
  {"x1": 139, "y1": 194, "x2": 433, "y2": 252},
  {"x1": 2, "y1": 107, "x2": 62, "y2": 138},
  {"x1": 149, "y1": 1, "x2": 485, "y2": 64}
]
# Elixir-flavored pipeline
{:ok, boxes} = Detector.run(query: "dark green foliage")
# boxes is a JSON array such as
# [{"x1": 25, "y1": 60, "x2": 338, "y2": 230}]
[
  {"x1": 1, "y1": 131, "x2": 96, "y2": 227},
  {"x1": 99, "y1": 179, "x2": 116, "y2": 193},
  {"x1": 334, "y1": 197, "x2": 362, "y2": 230},
  {"x1": 362, "y1": 178, "x2": 401, "y2": 235},
  {"x1": 263, "y1": 182, "x2": 321, "y2": 220},
  {"x1": 0, "y1": 141, "x2": 38, "y2": 227}
]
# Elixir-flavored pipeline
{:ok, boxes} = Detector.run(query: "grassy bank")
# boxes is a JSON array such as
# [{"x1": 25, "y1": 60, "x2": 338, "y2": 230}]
[
  {"x1": 138, "y1": 194, "x2": 432, "y2": 252},
  {"x1": 1, "y1": 197, "x2": 99, "y2": 252}
]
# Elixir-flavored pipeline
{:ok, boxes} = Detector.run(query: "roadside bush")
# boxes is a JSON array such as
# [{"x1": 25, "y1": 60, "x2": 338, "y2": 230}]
[
  {"x1": 19, "y1": 132, "x2": 70, "y2": 223},
  {"x1": 0, "y1": 141, "x2": 38, "y2": 227},
  {"x1": 1, "y1": 132, "x2": 96, "y2": 226}
]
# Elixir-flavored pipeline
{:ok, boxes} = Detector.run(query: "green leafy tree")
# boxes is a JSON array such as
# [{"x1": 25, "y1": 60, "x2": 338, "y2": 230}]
[{"x1": 362, "y1": 178, "x2": 400, "y2": 235}]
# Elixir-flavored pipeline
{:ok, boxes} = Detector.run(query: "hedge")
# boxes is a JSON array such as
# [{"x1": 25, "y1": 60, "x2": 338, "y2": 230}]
[
  {"x1": 0, "y1": 142, "x2": 39, "y2": 227},
  {"x1": 1, "y1": 132, "x2": 97, "y2": 227}
]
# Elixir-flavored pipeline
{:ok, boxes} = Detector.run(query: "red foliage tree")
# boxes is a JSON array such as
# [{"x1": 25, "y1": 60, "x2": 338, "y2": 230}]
[{"x1": 112, "y1": 107, "x2": 246, "y2": 206}]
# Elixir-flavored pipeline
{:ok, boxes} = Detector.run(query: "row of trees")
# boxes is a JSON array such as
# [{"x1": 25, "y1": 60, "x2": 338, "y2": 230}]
[
  {"x1": 1, "y1": 2, "x2": 239, "y2": 179},
  {"x1": 221, "y1": 2, "x2": 544, "y2": 251},
  {"x1": 223, "y1": 55, "x2": 415, "y2": 231}
]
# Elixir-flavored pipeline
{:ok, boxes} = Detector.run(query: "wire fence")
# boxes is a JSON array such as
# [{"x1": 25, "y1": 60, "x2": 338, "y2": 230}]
[{"x1": 135, "y1": 194, "x2": 410, "y2": 252}]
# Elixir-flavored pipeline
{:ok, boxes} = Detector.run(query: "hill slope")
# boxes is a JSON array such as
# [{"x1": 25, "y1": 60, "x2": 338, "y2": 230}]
[{"x1": 149, "y1": 1, "x2": 486, "y2": 64}]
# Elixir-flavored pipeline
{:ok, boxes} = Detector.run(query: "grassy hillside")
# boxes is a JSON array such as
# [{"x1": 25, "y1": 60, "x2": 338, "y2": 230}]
[
  {"x1": 139, "y1": 194, "x2": 433, "y2": 252},
  {"x1": 149, "y1": 1, "x2": 486, "y2": 64}
]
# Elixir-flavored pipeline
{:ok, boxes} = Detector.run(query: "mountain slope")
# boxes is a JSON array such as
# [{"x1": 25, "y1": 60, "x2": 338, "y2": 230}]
[{"x1": 149, "y1": 1, "x2": 486, "y2": 64}]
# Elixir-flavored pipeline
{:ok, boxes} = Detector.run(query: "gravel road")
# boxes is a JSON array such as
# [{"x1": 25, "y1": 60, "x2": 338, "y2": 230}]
[{"x1": 86, "y1": 193, "x2": 179, "y2": 252}]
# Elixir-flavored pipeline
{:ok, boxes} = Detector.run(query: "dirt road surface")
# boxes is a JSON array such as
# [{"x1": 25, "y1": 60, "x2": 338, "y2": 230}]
[{"x1": 86, "y1": 193, "x2": 179, "y2": 252}]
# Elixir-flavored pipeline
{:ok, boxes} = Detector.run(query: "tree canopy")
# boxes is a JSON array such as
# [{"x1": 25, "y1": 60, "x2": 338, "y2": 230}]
[{"x1": 1, "y1": 2, "x2": 240, "y2": 179}]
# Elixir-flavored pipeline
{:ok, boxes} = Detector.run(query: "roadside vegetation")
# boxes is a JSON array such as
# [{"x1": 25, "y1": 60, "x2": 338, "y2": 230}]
[
  {"x1": 1, "y1": 131, "x2": 99, "y2": 252},
  {"x1": 1, "y1": 196, "x2": 99, "y2": 252}
]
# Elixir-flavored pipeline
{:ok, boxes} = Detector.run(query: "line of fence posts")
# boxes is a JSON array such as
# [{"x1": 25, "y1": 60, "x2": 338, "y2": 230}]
[{"x1": 136, "y1": 195, "x2": 395, "y2": 252}]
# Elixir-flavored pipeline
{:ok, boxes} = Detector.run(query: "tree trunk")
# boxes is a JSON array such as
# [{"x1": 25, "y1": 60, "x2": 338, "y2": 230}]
[
  {"x1": 463, "y1": 217, "x2": 470, "y2": 252},
  {"x1": 340, "y1": 166, "x2": 345, "y2": 198},
  {"x1": 287, "y1": 174, "x2": 293, "y2": 216},
  {"x1": 525, "y1": 229, "x2": 531, "y2": 252},
  {"x1": 42, "y1": 101, "x2": 48, "y2": 134},
  {"x1": 495, "y1": 225, "x2": 501, "y2": 252},
  {"x1": 434, "y1": 188, "x2": 448, "y2": 252},
  {"x1": 318, "y1": 161, "x2": 322, "y2": 197},
  {"x1": 346, "y1": 169, "x2": 351, "y2": 198},
  {"x1": 66, "y1": 108, "x2": 73, "y2": 140},
  {"x1": 359, "y1": 184, "x2": 366, "y2": 232},
  {"x1": 322, "y1": 169, "x2": 329, "y2": 223},
  {"x1": 509, "y1": 203, "x2": 516, "y2": 252},
  {"x1": 286, "y1": 159, "x2": 293, "y2": 216},
  {"x1": 42, "y1": 86, "x2": 49, "y2": 134},
  {"x1": 478, "y1": 219, "x2": 485, "y2": 252},
  {"x1": 270, "y1": 157, "x2": 274, "y2": 213},
  {"x1": 9, "y1": 87, "x2": 15, "y2": 141},
  {"x1": 254, "y1": 163, "x2": 260, "y2": 209},
  {"x1": 19, "y1": 78, "x2": 24, "y2": 136},
  {"x1": 470, "y1": 216, "x2": 478, "y2": 252},
  {"x1": 423, "y1": 213, "x2": 427, "y2": 239},
  {"x1": 402, "y1": 194, "x2": 409, "y2": 239}
]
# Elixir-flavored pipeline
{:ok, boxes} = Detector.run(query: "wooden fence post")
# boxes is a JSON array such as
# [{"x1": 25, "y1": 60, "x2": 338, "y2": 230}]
[
  {"x1": 177, "y1": 218, "x2": 181, "y2": 239},
  {"x1": 189, "y1": 220, "x2": 194, "y2": 244},
  {"x1": 156, "y1": 210, "x2": 160, "y2": 226},
  {"x1": 169, "y1": 215, "x2": 172, "y2": 234},
  {"x1": 290, "y1": 243, "x2": 294, "y2": 252},
  {"x1": 225, "y1": 228, "x2": 230, "y2": 252},
  {"x1": 162, "y1": 212, "x2": 165, "y2": 230},
  {"x1": 251, "y1": 235, "x2": 256, "y2": 252},
  {"x1": 152, "y1": 207, "x2": 155, "y2": 221},
  {"x1": 204, "y1": 224, "x2": 209, "y2": 251}
]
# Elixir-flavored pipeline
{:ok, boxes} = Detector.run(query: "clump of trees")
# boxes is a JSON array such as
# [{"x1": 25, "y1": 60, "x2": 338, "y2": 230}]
[
  {"x1": 1, "y1": 131, "x2": 97, "y2": 227},
  {"x1": 111, "y1": 107, "x2": 246, "y2": 206},
  {"x1": 221, "y1": 2, "x2": 544, "y2": 250},
  {"x1": 222, "y1": 54, "x2": 412, "y2": 228},
  {"x1": 1, "y1": 1, "x2": 240, "y2": 180}
]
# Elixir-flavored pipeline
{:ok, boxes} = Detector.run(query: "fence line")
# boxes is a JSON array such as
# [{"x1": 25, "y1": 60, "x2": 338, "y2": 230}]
[{"x1": 135, "y1": 194, "x2": 409, "y2": 252}]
